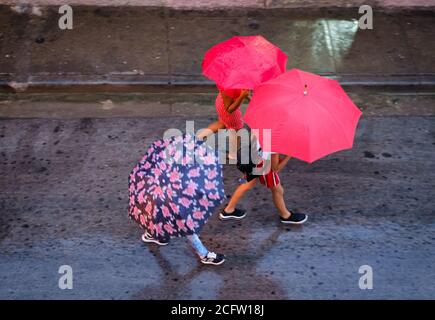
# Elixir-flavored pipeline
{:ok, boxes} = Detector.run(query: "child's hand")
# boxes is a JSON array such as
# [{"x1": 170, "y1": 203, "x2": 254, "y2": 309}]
[
  {"x1": 241, "y1": 89, "x2": 250, "y2": 98},
  {"x1": 272, "y1": 154, "x2": 291, "y2": 172}
]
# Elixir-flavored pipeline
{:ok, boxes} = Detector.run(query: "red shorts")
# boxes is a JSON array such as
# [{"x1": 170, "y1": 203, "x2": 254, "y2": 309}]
[
  {"x1": 245, "y1": 161, "x2": 280, "y2": 189},
  {"x1": 258, "y1": 170, "x2": 280, "y2": 188}
]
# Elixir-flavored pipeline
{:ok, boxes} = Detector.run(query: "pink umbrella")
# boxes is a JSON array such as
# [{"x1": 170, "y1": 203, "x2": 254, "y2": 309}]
[
  {"x1": 202, "y1": 35, "x2": 287, "y2": 90},
  {"x1": 244, "y1": 69, "x2": 362, "y2": 163}
]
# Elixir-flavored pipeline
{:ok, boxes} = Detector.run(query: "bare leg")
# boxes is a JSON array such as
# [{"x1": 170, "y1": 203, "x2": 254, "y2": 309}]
[
  {"x1": 228, "y1": 130, "x2": 238, "y2": 160},
  {"x1": 197, "y1": 120, "x2": 226, "y2": 140},
  {"x1": 225, "y1": 178, "x2": 257, "y2": 212},
  {"x1": 270, "y1": 184, "x2": 292, "y2": 219}
]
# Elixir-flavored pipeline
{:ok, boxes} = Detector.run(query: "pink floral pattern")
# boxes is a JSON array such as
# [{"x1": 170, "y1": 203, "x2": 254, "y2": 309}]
[{"x1": 128, "y1": 134, "x2": 224, "y2": 240}]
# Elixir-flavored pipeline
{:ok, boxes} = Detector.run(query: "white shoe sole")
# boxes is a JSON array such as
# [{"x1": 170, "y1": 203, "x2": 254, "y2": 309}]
[
  {"x1": 280, "y1": 216, "x2": 308, "y2": 225},
  {"x1": 219, "y1": 212, "x2": 247, "y2": 220},
  {"x1": 200, "y1": 259, "x2": 225, "y2": 266},
  {"x1": 141, "y1": 234, "x2": 169, "y2": 246}
]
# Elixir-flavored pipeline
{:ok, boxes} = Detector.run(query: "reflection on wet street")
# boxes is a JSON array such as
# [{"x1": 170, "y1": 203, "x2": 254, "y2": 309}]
[{"x1": 1, "y1": 6, "x2": 434, "y2": 89}]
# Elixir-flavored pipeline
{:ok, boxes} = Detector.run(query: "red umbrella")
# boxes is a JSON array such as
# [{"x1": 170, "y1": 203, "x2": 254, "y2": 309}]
[
  {"x1": 244, "y1": 69, "x2": 362, "y2": 163},
  {"x1": 202, "y1": 35, "x2": 287, "y2": 90}
]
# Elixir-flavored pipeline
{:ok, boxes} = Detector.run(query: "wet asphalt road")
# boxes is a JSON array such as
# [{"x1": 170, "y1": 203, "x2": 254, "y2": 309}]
[{"x1": 0, "y1": 96, "x2": 434, "y2": 299}]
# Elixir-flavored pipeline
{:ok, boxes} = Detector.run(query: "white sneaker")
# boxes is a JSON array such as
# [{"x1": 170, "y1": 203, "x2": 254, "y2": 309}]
[
  {"x1": 200, "y1": 252, "x2": 226, "y2": 265},
  {"x1": 141, "y1": 232, "x2": 169, "y2": 246}
]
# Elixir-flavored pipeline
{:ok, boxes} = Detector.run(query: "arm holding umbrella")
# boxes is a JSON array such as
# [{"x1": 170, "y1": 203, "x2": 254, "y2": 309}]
[{"x1": 222, "y1": 89, "x2": 250, "y2": 114}]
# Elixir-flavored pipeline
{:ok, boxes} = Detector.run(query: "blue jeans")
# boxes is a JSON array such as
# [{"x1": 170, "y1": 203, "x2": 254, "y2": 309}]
[{"x1": 187, "y1": 234, "x2": 208, "y2": 258}]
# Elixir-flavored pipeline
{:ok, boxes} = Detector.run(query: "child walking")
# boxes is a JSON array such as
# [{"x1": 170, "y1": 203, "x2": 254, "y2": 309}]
[{"x1": 219, "y1": 135, "x2": 308, "y2": 224}]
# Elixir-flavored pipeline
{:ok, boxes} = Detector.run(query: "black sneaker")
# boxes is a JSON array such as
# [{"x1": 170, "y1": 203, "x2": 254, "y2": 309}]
[
  {"x1": 280, "y1": 212, "x2": 308, "y2": 225},
  {"x1": 219, "y1": 207, "x2": 247, "y2": 220},
  {"x1": 141, "y1": 232, "x2": 169, "y2": 246},
  {"x1": 200, "y1": 252, "x2": 226, "y2": 265}
]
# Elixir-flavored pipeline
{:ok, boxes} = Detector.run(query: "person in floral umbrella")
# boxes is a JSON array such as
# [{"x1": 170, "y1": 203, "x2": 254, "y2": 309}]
[{"x1": 128, "y1": 133, "x2": 226, "y2": 265}]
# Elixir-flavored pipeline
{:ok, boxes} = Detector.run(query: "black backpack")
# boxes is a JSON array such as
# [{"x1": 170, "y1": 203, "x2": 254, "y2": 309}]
[{"x1": 236, "y1": 142, "x2": 261, "y2": 176}]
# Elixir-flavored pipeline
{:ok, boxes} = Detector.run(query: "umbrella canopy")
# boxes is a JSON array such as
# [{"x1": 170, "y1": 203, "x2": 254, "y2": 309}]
[
  {"x1": 202, "y1": 35, "x2": 288, "y2": 90},
  {"x1": 244, "y1": 69, "x2": 362, "y2": 163},
  {"x1": 128, "y1": 134, "x2": 225, "y2": 241}
]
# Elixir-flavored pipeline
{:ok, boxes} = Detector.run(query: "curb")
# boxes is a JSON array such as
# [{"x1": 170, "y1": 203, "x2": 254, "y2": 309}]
[{"x1": 2, "y1": 74, "x2": 435, "y2": 93}]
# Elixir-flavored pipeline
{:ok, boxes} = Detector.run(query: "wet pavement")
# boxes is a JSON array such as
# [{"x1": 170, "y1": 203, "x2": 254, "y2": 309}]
[
  {"x1": 1, "y1": 5, "x2": 435, "y2": 90},
  {"x1": 0, "y1": 88, "x2": 434, "y2": 299}
]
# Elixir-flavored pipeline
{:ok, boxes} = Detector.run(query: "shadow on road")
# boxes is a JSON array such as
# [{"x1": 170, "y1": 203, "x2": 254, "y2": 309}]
[{"x1": 132, "y1": 227, "x2": 287, "y2": 299}]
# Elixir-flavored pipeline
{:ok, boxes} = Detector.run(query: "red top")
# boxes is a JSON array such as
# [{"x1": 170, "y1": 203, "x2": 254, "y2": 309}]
[
  {"x1": 215, "y1": 87, "x2": 244, "y2": 130},
  {"x1": 217, "y1": 85, "x2": 242, "y2": 100}
]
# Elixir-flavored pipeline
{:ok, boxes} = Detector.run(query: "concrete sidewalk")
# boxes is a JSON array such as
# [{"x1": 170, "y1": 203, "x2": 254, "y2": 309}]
[{"x1": 1, "y1": 5, "x2": 435, "y2": 92}]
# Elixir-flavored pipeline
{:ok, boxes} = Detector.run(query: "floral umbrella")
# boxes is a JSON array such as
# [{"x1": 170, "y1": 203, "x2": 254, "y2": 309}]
[{"x1": 128, "y1": 134, "x2": 225, "y2": 241}]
